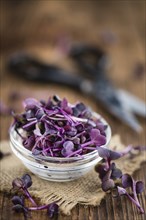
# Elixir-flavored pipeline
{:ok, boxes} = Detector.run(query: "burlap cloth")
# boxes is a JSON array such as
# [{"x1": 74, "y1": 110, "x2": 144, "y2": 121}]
[{"x1": 0, "y1": 135, "x2": 145, "y2": 215}]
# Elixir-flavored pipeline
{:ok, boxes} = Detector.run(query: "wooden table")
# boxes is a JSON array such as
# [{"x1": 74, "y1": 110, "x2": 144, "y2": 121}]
[{"x1": 0, "y1": 1, "x2": 145, "y2": 219}]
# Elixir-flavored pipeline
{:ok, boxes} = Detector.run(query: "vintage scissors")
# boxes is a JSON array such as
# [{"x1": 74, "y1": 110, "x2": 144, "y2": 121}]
[{"x1": 8, "y1": 44, "x2": 146, "y2": 132}]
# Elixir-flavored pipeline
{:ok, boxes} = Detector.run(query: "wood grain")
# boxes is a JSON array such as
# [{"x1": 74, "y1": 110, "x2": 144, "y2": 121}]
[
  {"x1": 0, "y1": 1, "x2": 145, "y2": 220},
  {"x1": 0, "y1": 164, "x2": 146, "y2": 220}
]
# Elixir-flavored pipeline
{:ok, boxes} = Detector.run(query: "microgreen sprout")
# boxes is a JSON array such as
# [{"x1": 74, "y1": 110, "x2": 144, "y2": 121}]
[
  {"x1": 95, "y1": 146, "x2": 145, "y2": 214},
  {"x1": 11, "y1": 95, "x2": 145, "y2": 215},
  {"x1": 0, "y1": 100, "x2": 12, "y2": 116},
  {"x1": 12, "y1": 174, "x2": 59, "y2": 219},
  {"x1": 12, "y1": 174, "x2": 36, "y2": 206},
  {"x1": 12, "y1": 96, "x2": 108, "y2": 158}
]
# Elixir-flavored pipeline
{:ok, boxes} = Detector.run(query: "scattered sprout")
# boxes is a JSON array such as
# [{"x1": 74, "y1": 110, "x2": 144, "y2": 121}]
[
  {"x1": 12, "y1": 174, "x2": 36, "y2": 206},
  {"x1": 47, "y1": 203, "x2": 59, "y2": 218},
  {"x1": 132, "y1": 62, "x2": 145, "y2": 79},
  {"x1": 0, "y1": 101, "x2": 12, "y2": 116},
  {"x1": 95, "y1": 145, "x2": 145, "y2": 214},
  {"x1": 12, "y1": 195, "x2": 29, "y2": 219},
  {"x1": 117, "y1": 185, "x2": 144, "y2": 214},
  {"x1": 12, "y1": 174, "x2": 59, "y2": 219}
]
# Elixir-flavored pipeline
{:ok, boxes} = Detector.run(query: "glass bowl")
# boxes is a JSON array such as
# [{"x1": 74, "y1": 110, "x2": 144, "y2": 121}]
[{"x1": 9, "y1": 112, "x2": 111, "y2": 182}]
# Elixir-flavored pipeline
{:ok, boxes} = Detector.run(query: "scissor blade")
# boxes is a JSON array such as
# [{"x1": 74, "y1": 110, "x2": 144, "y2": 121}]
[
  {"x1": 109, "y1": 106, "x2": 142, "y2": 132},
  {"x1": 92, "y1": 81, "x2": 142, "y2": 132},
  {"x1": 103, "y1": 99, "x2": 142, "y2": 132},
  {"x1": 117, "y1": 89, "x2": 146, "y2": 117}
]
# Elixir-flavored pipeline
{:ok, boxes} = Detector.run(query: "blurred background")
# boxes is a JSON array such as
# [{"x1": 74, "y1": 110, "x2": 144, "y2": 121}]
[{"x1": 0, "y1": 1, "x2": 145, "y2": 143}]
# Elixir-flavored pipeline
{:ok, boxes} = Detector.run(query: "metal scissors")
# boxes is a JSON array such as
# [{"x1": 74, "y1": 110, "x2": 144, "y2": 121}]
[{"x1": 8, "y1": 44, "x2": 146, "y2": 132}]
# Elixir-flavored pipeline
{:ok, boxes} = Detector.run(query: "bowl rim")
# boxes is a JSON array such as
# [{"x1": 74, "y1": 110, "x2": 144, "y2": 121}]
[{"x1": 10, "y1": 112, "x2": 111, "y2": 162}]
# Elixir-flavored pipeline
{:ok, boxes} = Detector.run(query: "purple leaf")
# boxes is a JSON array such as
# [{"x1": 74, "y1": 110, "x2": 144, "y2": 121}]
[
  {"x1": 61, "y1": 141, "x2": 74, "y2": 157},
  {"x1": 102, "y1": 178, "x2": 115, "y2": 192},
  {"x1": 0, "y1": 101, "x2": 12, "y2": 116},
  {"x1": 63, "y1": 141, "x2": 74, "y2": 150},
  {"x1": 26, "y1": 110, "x2": 35, "y2": 119},
  {"x1": 47, "y1": 203, "x2": 59, "y2": 218},
  {"x1": 66, "y1": 127, "x2": 77, "y2": 137},
  {"x1": 102, "y1": 169, "x2": 112, "y2": 181},
  {"x1": 21, "y1": 174, "x2": 32, "y2": 188},
  {"x1": 35, "y1": 108, "x2": 45, "y2": 120},
  {"x1": 72, "y1": 103, "x2": 86, "y2": 117},
  {"x1": 111, "y1": 167, "x2": 122, "y2": 179},
  {"x1": 9, "y1": 91, "x2": 21, "y2": 101},
  {"x1": 98, "y1": 168, "x2": 115, "y2": 191},
  {"x1": 96, "y1": 123, "x2": 107, "y2": 135},
  {"x1": 76, "y1": 103, "x2": 86, "y2": 112},
  {"x1": 90, "y1": 129, "x2": 106, "y2": 146},
  {"x1": 12, "y1": 196, "x2": 24, "y2": 206},
  {"x1": 122, "y1": 174, "x2": 133, "y2": 188},
  {"x1": 60, "y1": 98, "x2": 72, "y2": 114},
  {"x1": 90, "y1": 129, "x2": 100, "y2": 140},
  {"x1": 96, "y1": 134, "x2": 106, "y2": 146},
  {"x1": 109, "y1": 150, "x2": 122, "y2": 160},
  {"x1": 98, "y1": 147, "x2": 121, "y2": 160},
  {"x1": 12, "y1": 204, "x2": 26, "y2": 213},
  {"x1": 94, "y1": 163, "x2": 107, "y2": 180},
  {"x1": 23, "y1": 135, "x2": 35, "y2": 149},
  {"x1": 97, "y1": 147, "x2": 110, "y2": 159},
  {"x1": 72, "y1": 107, "x2": 80, "y2": 117},
  {"x1": 136, "y1": 181, "x2": 144, "y2": 194},
  {"x1": 23, "y1": 98, "x2": 39, "y2": 110},
  {"x1": 110, "y1": 163, "x2": 122, "y2": 179}
]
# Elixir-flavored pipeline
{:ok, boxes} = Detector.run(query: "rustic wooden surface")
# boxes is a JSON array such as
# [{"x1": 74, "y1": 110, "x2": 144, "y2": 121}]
[{"x1": 0, "y1": 1, "x2": 146, "y2": 220}]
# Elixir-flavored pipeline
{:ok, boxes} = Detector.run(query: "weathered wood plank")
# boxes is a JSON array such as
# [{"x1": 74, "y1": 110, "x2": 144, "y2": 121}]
[{"x1": 0, "y1": 1, "x2": 145, "y2": 220}]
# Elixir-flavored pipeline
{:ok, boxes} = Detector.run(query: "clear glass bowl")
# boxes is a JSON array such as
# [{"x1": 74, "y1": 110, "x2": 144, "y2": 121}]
[{"x1": 9, "y1": 112, "x2": 111, "y2": 182}]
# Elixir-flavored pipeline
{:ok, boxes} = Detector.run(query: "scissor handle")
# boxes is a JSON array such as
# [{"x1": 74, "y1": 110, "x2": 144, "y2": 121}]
[
  {"x1": 8, "y1": 53, "x2": 84, "y2": 89},
  {"x1": 70, "y1": 44, "x2": 108, "y2": 78}
]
